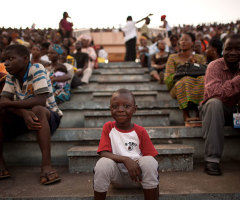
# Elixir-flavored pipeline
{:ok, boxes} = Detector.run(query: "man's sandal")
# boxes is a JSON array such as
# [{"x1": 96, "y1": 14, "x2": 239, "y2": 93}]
[
  {"x1": 0, "y1": 168, "x2": 11, "y2": 180},
  {"x1": 40, "y1": 170, "x2": 61, "y2": 185}
]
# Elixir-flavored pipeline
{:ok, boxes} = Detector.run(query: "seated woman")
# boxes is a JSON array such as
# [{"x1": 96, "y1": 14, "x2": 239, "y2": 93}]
[
  {"x1": 30, "y1": 44, "x2": 49, "y2": 66},
  {"x1": 150, "y1": 40, "x2": 169, "y2": 84},
  {"x1": 47, "y1": 44, "x2": 71, "y2": 103},
  {"x1": 164, "y1": 32, "x2": 206, "y2": 126},
  {"x1": 137, "y1": 36, "x2": 150, "y2": 67},
  {"x1": 77, "y1": 35, "x2": 97, "y2": 84}
]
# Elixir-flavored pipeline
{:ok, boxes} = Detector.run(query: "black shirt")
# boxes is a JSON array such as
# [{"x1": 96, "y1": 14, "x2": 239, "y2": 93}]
[{"x1": 73, "y1": 52, "x2": 89, "y2": 69}]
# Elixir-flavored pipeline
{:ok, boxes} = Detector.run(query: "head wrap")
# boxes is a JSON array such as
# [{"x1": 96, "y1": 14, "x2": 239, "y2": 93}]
[
  {"x1": 78, "y1": 34, "x2": 92, "y2": 42},
  {"x1": 161, "y1": 15, "x2": 166, "y2": 21},
  {"x1": 51, "y1": 44, "x2": 63, "y2": 55},
  {"x1": 140, "y1": 36, "x2": 147, "y2": 41}
]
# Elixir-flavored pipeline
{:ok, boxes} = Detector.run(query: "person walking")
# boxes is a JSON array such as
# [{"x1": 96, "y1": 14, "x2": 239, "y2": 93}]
[{"x1": 122, "y1": 14, "x2": 152, "y2": 61}]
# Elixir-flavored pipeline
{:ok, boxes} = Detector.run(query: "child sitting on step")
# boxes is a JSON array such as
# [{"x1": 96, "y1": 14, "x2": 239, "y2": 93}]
[
  {"x1": 0, "y1": 44, "x2": 62, "y2": 185},
  {"x1": 93, "y1": 88, "x2": 159, "y2": 200}
]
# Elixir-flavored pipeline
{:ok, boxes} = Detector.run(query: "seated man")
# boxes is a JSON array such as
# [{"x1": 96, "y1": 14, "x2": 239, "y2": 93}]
[
  {"x1": 200, "y1": 34, "x2": 240, "y2": 176},
  {"x1": 71, "y1": 41, "x2": 89, "y2": 86},
  {"x1": 0, "y1": 44, "x2": 62, "y2": 185}
]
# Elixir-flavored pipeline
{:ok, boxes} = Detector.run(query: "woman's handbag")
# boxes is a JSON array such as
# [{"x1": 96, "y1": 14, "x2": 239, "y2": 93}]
[{"x1": 173, "y1": 62, "x2": 207, "y2": 84}]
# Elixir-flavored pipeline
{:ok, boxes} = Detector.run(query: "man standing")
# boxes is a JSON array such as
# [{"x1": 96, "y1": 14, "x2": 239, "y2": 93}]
[
  {"x1": 59, "y1": 12, "x2": 73, "y2": 38},
  {"x1": 140, "y1": 17, "x2": 152, "y2": 46},
  {"x1": 200, "y1": 34, "x2": 240, "y2": 176},
  {"x1": 122, "y1": 15, "x2": 152, "y2": 61}
]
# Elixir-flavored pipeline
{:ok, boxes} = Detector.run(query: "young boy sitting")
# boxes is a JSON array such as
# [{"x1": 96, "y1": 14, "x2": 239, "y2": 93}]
[
  {"x1": 0, "y1": 44, "x2": 62, "y2": 185},
  {"x1": 94, "y1": 88, "x2": 159, "y2": 200}
]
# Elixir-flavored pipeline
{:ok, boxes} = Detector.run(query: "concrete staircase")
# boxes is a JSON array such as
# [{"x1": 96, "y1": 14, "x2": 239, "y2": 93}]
[{"x1": 2, "y1": 61, "x2": 240, "y2": 199}]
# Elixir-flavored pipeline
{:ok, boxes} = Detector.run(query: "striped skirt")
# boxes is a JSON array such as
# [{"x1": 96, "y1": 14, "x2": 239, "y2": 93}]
[{"x1": 172, "y1": 75, "x2": 204, "y2": 109}]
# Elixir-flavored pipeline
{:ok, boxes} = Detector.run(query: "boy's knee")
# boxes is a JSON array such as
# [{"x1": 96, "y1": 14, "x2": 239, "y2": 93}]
[
  {"x1": 32, "y1": 106, "x2": 50, "y2": 118},
  {"x1": 94, "y1": 157, "x2": 116, "y2": 175},
  {"x1": 94, "y1": 157, "x2": 117, "y2": 193},
  {"x1": 138, "y1": 156, "x2": 158, "y2": 172},
  {"x1": 138, "y1": 156, "x2": 159, "y2": 189}
]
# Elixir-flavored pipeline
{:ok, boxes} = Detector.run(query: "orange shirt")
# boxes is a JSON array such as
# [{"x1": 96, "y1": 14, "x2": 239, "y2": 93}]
[{"x1": 0, "y1": 63, "x2": 7, "y2": 74}]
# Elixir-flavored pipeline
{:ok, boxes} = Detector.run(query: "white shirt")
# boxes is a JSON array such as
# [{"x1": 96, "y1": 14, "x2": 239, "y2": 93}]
[
  {"x1": 122, "y1": 21, "x2": 137, "y2": 42},
  {"x1": 98, "y1": 49, "x2": 108, "y2": 59},
  {"x1": 40, "y1": 54, "x2": 50, "y2": 63}
]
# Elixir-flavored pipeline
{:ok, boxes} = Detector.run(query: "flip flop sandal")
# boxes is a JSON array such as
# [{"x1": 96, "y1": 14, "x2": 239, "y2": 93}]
[
  {"x1": 0, "y1": 168, "x2": 11, "y2": 180},
  {"x1": 185, "y1": 121, "x2": 202, "y2": 127},
  {"x1": 40, "y1": 170, "x2": 61, "y2": 185}
]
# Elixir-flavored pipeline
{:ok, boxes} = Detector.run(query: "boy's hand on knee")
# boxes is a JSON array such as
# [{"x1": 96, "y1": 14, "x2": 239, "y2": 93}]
[
  {"x1": 23, "y1": 110, "x2": 42, "y2": 130},
  {"x1": 123, "y1": 157, "x2": 142, "y2": 183}
]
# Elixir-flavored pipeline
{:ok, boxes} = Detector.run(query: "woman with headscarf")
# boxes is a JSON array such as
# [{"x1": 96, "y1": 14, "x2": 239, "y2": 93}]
[
  {"x1": 46, "y1": 44, "x2": 71, "y2": 103},
  {"x1": 77, "y1": 35, "x2": 97, "y2": 84},
  {"x1": 164, "y1": 32, "x2": 206, "y2": 126}
]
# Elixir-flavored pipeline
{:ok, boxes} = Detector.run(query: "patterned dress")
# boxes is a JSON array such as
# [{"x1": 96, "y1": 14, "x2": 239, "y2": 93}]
[
  {"x1": 46, "y1": 65, "x2": 71, "y2": 104},
  {"x1": 164, "y1": 54, "x2": 206, "y2": 109}
]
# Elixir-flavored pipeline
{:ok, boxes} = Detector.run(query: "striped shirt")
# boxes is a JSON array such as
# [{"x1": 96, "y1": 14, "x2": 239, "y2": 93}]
[
  {"x1": 201, "y1": 57, "x2": 240, "y2": 106},
  {"x1": 1, "y1": 63, "x2": 63, "y2": 116}
]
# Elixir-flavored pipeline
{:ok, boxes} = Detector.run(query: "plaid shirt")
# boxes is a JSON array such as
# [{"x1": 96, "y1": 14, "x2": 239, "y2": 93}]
[{"x1": 201, "y1": 57, "x2": 240, "y2": 106}]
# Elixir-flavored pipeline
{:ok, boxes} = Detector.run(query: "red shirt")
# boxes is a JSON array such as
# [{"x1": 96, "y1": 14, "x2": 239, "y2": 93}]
[
  {"x1": 97, "y1": 121, "x2": 158, "y2": 158},
  {"x1": 201, "y1": 57, "x2": 240, "y2": 106},
  {"x1": 60, "y1": 19, "x2": 73, "y2": 31}
]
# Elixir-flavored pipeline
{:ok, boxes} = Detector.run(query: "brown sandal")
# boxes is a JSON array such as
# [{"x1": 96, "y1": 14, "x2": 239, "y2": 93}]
[
  {"x1": 185, "y1": 121, "x2": 202, "y2": 127},
  {"x1": 40, "y1": 170, "x2": 61, "y2": 185},
  {"x1": 0, "y1": 168, "x2": 11, "y2": 180}
]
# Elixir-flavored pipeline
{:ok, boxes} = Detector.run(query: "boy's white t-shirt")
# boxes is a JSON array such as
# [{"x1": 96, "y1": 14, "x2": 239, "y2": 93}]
[{"x1": 97, "y1": 121, "x2": 158, "y2": 173}]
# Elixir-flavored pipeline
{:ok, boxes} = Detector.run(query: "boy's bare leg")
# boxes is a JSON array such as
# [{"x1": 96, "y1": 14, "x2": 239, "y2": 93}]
[
  {"x1": 0, "y1": 110, "x2": 6, "y2": 168},
  {"x1": 0, "y1": 110, "x2": 10, "y2": 178},
  {"x1": 32, "y1": 106, "x2": 55, "y2": 174},
  {"x1": 94, "y1": 191, "x2": 107, "y2": 200},
  {"x1": 143, "y1": 185, "x2": 159, "y2": 200}
]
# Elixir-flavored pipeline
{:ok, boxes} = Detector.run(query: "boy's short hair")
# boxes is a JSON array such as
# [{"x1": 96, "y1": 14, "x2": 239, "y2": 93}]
[
  {"x1": 5, "y1": 44, "x2": 30, "y2": 58},
  {"x1": 127, "y1": 16, "x2": 132, "y2": 21},
  {"x1": 113, "y1": 88, "x2": 136, "y2": 104}
]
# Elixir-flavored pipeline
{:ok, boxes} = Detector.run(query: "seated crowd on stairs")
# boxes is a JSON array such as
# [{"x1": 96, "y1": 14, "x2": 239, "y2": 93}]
[{"x1": 0, "y1": 19, "x2": 240, "y2": 197}]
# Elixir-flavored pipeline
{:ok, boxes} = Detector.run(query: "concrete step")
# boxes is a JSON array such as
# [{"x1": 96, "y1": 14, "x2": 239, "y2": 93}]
[
  {"x1": 59, "y1": 99, "x2": 178, "y2": 111},
  {"x1": 67, "y1": 144, "x2": 194, "y2": 173},
  {"x1": 89, "y1": 74, "x2": 151, "y2": 83},
  {"x1": 71, "y1": 82, "x2": 168, "y2": 92},
  {"x1": 58, "y1": 100, "x2": 180, "y2": 128},
  {"x1": 92, "y1": 91, "x2": 158, "y2": 102},
  {"x1": 1, "y1": 162, "x2": 240, "y2": 199},
  {"x1": 84, "y1": 110, "x2": 170, "y2": 128},
  {"x1": 101, "y1": 61, "x2": 141, "y2": 68},
  {"x1": 70, "y1": 89, "x2": 172, "y2": 103},
  {"x1": 59, "y1": 109, "x2": 180, "y2": 128},
  {"x1": 3, "y1": 127, "x2": 240, "y2": 166},
  {"x1": 93, "y1": 68, "x2": 148, "y2": 75}
]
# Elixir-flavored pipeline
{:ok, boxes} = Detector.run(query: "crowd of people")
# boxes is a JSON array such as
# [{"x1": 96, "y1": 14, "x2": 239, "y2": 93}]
[{"x1": 0, "y1": 12, "x2": 240, "y2": 200}]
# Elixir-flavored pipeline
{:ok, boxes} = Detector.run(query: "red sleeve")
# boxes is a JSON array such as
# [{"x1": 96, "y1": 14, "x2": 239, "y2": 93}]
[
  {"x1": 135, "y1": 124, "x2": 158, "y2": 157},
  {"x1": 97, "y1": 121, "x2": 114, "y2": 154}
]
